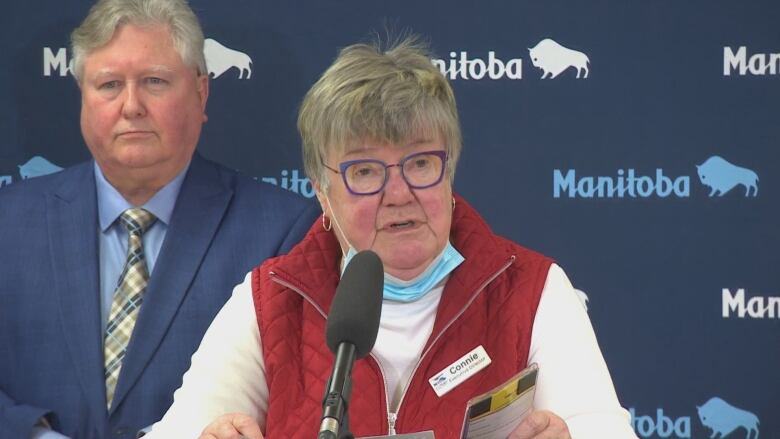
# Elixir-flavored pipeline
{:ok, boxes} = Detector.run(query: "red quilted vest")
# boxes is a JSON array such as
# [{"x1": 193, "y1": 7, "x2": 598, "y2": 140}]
[{"x1": 252, "y1": 195, "x2": 553, "y2": 439}]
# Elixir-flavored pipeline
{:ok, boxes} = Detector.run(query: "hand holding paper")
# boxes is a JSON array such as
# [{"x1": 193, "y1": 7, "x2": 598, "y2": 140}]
[{"x1": 507, "y1": 410, "x2": 570, "y2": 439}]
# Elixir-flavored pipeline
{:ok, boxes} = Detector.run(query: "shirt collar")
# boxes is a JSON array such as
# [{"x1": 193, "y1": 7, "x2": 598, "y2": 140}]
[{"x1": 95, "y1": 160, "x2": 190, "y2": 232}]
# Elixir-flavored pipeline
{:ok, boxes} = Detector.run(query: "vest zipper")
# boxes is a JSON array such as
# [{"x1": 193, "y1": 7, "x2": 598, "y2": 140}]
[
  {"x1": 271, "y1": 256, "x2": 515, "y2": 435},
  {"x1": 369, "y1": 351, "x2": 395, "y2": 435},
  {"x1": 390, "y1": 256, "x2": 515, "y2": 432},
  {"x1": 387, "y1": 411, "x2": 398, "y2": 435}
]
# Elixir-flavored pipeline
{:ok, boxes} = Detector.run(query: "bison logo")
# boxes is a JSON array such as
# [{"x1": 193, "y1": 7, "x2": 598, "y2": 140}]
[
  {"x1": 696, "y1": 156, "x2": 758, "y2": 197},
  {"x1": 18, "y1": 156, "x2": 63, "y2": 179},
  {"x1": 204, "y1": 38, "x2": 252, "y2": 79},
  {"x1": 697, "y1": 397, "x2": 759, "y2": 439},
  {"x1": 431, "y1": 374, "x2": 448, "y2": 387},
  {"x1": 528, "y1": 39, "x2": 590, "y2": 79}
]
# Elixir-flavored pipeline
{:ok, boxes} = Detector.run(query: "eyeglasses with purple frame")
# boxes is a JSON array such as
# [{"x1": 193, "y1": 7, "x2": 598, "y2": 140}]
[{"x1": 322, "y1": 150, "x2": 448, "y2": 196}]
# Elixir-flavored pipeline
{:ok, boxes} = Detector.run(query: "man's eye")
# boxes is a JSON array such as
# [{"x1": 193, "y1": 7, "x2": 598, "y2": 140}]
[
  {"x1": 146, "y1": 77, "x2": 167, "y2": 85},
  {"x1": 99, "y1": 80, "x2": 120, "y2": 90}
]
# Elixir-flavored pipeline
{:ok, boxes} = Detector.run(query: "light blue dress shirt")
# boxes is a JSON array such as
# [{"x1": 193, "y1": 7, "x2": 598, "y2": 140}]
[{"x1": 95, "y1": 162, "x2": 189, "y2": 332}]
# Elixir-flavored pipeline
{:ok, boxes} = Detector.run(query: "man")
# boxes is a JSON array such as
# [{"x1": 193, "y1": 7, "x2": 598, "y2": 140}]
[{"x1": 0, "y1": 1, "x2": 318, "y2": 438}]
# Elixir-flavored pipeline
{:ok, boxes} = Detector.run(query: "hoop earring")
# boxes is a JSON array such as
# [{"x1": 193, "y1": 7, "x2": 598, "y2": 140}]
[
  {"x1": 452, "y1": 197, "x2": 456, "y2": 212},
  {"x1": 322, "y1": 215, "x2": 333, "y2": 232}
]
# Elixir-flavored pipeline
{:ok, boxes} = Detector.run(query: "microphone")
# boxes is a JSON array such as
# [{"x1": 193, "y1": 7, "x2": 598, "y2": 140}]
[{"x1": 318, "y1": 250, "x2": 383, "y2": 439}]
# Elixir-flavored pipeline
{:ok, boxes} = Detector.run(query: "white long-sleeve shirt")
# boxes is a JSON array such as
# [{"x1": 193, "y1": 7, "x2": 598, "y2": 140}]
[{"x1": 147, "y1": 264, "x2": 637, "y2": 439}]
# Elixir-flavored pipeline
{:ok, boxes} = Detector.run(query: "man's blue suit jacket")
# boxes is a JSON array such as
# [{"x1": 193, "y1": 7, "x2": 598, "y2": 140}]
[{"x1": 0, "y1": 154, "x2": 320, "y2": 439}]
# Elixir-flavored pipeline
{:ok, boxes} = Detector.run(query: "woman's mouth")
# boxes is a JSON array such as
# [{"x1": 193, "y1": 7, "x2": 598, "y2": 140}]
[{"x1": 388, "y1": 220, "x2": 415, "y2": 230}]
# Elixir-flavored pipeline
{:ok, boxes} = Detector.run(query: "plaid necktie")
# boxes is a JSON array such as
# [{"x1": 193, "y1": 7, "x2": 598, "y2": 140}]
[{"x1": 104, "y1": 207, "x2": 157, "y2": 409}]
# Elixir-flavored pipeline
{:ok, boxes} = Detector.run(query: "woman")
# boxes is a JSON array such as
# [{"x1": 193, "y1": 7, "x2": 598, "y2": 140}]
[{"x1": 148, "y1": 37, "x2": 638, "y2": 439}]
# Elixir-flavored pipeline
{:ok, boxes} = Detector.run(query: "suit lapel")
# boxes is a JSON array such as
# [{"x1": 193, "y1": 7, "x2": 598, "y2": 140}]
[
  {"x1": 48, "y1": 163, "x2": 107, "y2": 421},
  {"x1": 109, "y1": 156, "x2": 233, "y2": 412}
]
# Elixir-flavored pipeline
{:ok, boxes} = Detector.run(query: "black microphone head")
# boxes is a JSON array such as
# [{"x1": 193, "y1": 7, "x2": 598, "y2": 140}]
[{"x1": 326, "y1": 250, "x2": 383, "y2": 359}]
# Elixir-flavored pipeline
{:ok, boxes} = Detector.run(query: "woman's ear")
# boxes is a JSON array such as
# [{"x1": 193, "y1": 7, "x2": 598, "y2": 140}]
[{"x1": 313, "y1": 180, "x2": 330, "y2": 216}]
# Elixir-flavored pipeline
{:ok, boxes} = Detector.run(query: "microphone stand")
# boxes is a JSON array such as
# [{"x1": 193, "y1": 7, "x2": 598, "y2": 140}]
[
  {"x1": 338, "y1": 412, "x2": 355, "y2": 439},
  {"x1": 318, "y1": 343, "x2": 357, "y2": 439}
]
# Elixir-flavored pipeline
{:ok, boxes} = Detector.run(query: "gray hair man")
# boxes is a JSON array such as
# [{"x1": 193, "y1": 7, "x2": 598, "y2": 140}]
[{"x1": 0, "y1": 1, "x2": 318, "y2": 438}]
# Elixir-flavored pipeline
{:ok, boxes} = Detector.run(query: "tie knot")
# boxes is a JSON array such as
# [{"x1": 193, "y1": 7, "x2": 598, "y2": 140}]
[{"x1": 119, "y1": 208, "x2": 157, "y2": 236}]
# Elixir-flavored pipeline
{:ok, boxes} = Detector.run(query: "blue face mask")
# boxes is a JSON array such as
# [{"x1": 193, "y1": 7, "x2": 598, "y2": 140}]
[{"x1": 342, "y1": 242, "x2": 464, "y2": 302}]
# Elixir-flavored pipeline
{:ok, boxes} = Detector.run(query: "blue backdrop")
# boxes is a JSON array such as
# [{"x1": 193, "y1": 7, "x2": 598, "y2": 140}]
[{"x1": 1, "y1": 1, "x2": 777, "y2": 438}]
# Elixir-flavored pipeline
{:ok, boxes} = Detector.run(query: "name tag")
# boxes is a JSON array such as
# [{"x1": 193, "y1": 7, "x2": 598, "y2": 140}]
[{"x1": 428, "y1": 345, "x2": 492, "y2": 397}]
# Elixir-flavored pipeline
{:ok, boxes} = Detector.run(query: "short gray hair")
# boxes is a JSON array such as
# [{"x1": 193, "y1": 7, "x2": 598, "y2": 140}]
[
  {"x1": 70, "y1": 0, "x2": 206, "y2": 81},
  {"x1": 298, "y1": 36, "x2": 462, "y2": 189}
]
